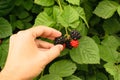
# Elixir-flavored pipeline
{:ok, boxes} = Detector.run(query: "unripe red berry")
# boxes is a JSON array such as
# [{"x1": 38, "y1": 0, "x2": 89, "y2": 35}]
[
  {"x1": 62, "y1": 43, "x2": 66, "y2": 50},
  {"x1": 70, "y1": 40, "x2": 79, "y2": 48}
]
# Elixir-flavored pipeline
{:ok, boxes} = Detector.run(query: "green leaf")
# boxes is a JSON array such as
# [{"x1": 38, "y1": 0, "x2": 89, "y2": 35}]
[
  {"x1": 60, "y1": 49, "x2": 69, "y2": 57},
  {"x1": 9, "y1": 15, "x2": 17, "y2": 31},
  {"x1": 92, "y1": 35, "x2": 100, "y2": 44},
  {"x1": 101, "y1": 36, "x2": 120, "y2": 50},
  {"x1": 34, "y1": 12, "x2": 56, "y2": 27},
  {"x1": 96, "y1": 72, "x2": 108, "y2": 80},
  {"x1": 81, "y1": 1, "x2": 93, "y2": 21},
  {"x1": 44, "y1": 7, "x2": 53, "y2": 16},
  {"x1": 75, "y1": 7, "x2": 89, "y2": 28},
  {"x1": 15, "y1": 0, "x2": 23, "y2": 6},
  {"x1": 31, "y1": 4, "x2": 43, "y2": 14},
  {"x1": 70, "y1": 36, "x2": 100, "y2": 64},
  {"x1": 117, "y1": 5, "x2": 120, "y2": 16},
  {"x1": 66, "y1": 0, "x2": 80, "y2": 5},
  {"x1": 0, "y1": 0, "x2": 15, "y2": 16},
  {"x1": 34, "y1": 0, "x2": 54, "y2": 6},
  {"x1": 79, "y1": 75, "x2": 85, "y2": 80},
  {"x1": 18, "y1": 10, "x2": 29, "y2": 19},
  {"x1": 103, "y1": 18, "x2": 120, "y2": 34},
  {"x1": 64, "y1": 75, "x2": 82, "y2": 80},
  {"x1": 93, "y1": 0, "x2": 119, "y2": 19},
  {"x1": 22, "y1": 16, "x2": 33, "y2": 22},
  {"x1": 98, "y1": 45, "x2": 118, "y2": 63},
  {"x1": 89, "y1": 16, "x2": 101, "y2": 27},
  {"x1": 108, "y1": 75, "x2": 114, "y2": 80},
  {"x1": 86, "y1": 75, "x2": 96, "y2": 80},
  {"x1": 0, "y1": 17, "x2": 12, "y2": 38},
  {"x1": 70, "y1": 20, "x2": 80, "y2": 28},
  {"x1": 15, "y1": 20, "x2": 24, "y2": 29},
  {"x1": 39, "y1": 74, "x2": 62, "y2": 80},
  {"x1": 49, "y1": 60, "x2": 77, "y2": 77},
  {"x1": 53, "y1": 6, "x2": 61, "y2": 21},
  {"x1": 76, "y1": 64, "x2": 88, "y2": 72},
  {"x1": 0, "y1": 39, "x2": 9, "y2": 68},
  {"x1": 24, "y1": 22, "x2": 32, "y2": 29},
  {"x1": 57, "y1": 5, "x2": 79, "y2": 28},
  {"x1": 116, "y1": 54, "x2": 120, "y2": 62},
  {"x1": 22, "y1": 0, "x2": 33, "y2": 11},
  {"x1": 77, "y1": 20, "x2": 88, "y2": 36},
  {"x1": 104, "y1": 62, "x2": 120, "y2": 80}
]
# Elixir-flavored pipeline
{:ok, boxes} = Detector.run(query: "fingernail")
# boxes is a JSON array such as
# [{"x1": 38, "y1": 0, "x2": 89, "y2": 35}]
[
  {"x1": 58, "y1": 44, "x2": 63, "y2": 51},
  {"x1": 57, "y1": 31, "x2": 62, "y2": 35}
]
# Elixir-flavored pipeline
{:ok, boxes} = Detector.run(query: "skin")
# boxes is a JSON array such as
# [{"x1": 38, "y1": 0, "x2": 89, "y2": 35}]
[{"x1": 0, "y1": 26, "x2": 63, "y2": 80}]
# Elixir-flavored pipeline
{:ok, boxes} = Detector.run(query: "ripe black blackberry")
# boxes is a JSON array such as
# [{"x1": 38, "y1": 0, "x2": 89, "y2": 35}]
[
  {"x1": 65, "y1": 39, "x2": 73, "y2": 49},
  {"x1": 54, "y1": 36, "x2": 65, "y2": 45},
  {"x1": 70, "y1": 30, "x2": 81, "y2": 40}
]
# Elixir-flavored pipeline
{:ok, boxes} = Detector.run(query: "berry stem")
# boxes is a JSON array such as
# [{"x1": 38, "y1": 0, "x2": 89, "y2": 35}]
[
  {"x1": 57, "y1": 0, "x2": 63, "y2": 12},
  {"x1": 68, "y1": 28, "x2": 72, "y2": 32},
  {"x1": 65, "y1": 27, "x2": 69, "y2": 39}
]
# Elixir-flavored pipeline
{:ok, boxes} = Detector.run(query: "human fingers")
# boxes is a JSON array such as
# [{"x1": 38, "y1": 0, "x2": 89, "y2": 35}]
[
  {"x1": 41, "y1": 44, "x2": 63, "y2": 64},
  {"x1": 35, "y1": 39, "x2": 54, "y2": 49},
  {"x1": 8, "y1": 34, "x2": 17, "y2": 53},
  {"x1": 27, "y1": 26, "x2": 62, "y2": 39}
]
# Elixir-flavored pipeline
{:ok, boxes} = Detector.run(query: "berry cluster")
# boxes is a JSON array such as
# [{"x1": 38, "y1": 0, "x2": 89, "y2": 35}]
[{"x1": 54, "y1": 30, "x2": 81, "y2": 49}]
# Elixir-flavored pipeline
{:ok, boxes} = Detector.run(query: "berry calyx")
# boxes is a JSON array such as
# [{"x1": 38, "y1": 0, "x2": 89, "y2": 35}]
[
  {"x1": 54, "y1": 36, "x2": 65, "y2": 45},
  {"x1": 70, "y1": 30, "x2": 81, "y2": 40},
  {"x1": 70, "y1": 40, "x2": 79, "y2": 48}
]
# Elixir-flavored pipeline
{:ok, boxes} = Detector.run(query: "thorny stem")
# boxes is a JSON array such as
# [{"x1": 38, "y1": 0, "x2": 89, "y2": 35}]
[{"x1": 57, "y1": 0, "x2": 63, "y2": 12}]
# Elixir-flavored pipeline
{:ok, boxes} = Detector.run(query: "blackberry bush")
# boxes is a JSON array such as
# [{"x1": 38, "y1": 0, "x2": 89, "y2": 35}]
[{"x1": 0, "y1": 0, "x2": 120, "y2": 80}]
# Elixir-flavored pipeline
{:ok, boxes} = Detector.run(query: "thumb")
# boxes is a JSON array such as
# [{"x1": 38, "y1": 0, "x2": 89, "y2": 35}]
[{"x1": 46, "y1": 44, "x2": 63, "y2": 62}]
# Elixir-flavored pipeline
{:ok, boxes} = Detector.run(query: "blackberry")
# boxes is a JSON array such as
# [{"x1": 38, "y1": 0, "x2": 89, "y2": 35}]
[
  {"x1": 70, "y1": 30, "x2": 81, "y2": 40},
  {"x1": 54, "y1": 36, "x2": 65, "y2": 45},
  {"x1": 65, "y1": 39, "x2": 73, "y2": 49}
]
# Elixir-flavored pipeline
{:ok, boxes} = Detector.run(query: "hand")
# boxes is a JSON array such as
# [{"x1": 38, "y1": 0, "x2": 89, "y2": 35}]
[{"x1": 0, "y1": 26, "x2": 63, "y2": 80}]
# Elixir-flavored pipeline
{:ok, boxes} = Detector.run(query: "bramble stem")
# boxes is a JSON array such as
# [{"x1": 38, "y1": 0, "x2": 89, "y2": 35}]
[{"x1": 65, "y1": 27, "x2": 70, "y2": 39}]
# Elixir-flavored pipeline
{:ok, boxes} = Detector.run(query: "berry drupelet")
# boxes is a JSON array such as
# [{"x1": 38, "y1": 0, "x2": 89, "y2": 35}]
[
  {"x1": 70, "y1": 30, "x2": 81, "y2": 40},
  {"x1": 65, "y1": 39, "x2": 73, "y2": 49},
  {"x1": 54, "y1": 36, "x2": 65, "y2": 45},
  {"x1": 70, "y1": 40, "x2": 79, "y2": 48}
]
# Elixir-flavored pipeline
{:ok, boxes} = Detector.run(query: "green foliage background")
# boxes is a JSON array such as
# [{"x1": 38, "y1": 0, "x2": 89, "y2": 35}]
[{"x1": 0, "y1": 0, "x2": 120, "y2": 80}]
